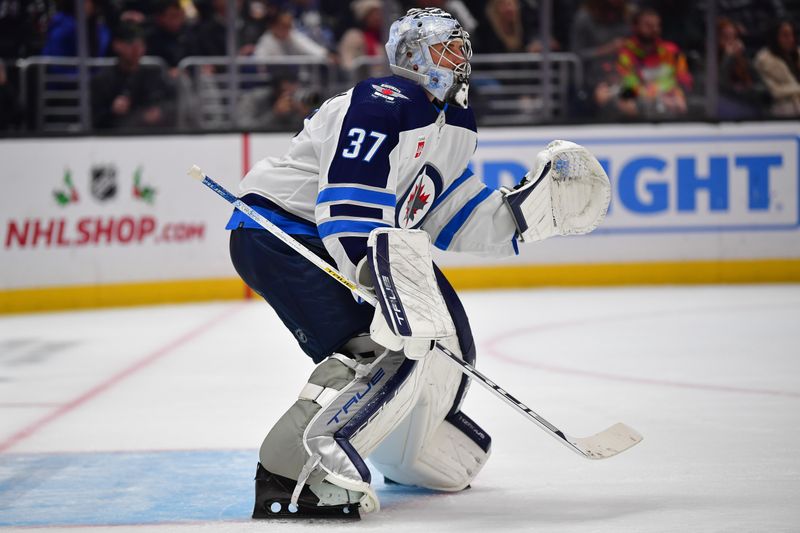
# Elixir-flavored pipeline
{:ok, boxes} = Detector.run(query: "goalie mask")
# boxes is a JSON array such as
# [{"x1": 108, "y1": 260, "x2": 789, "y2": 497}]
[{"x1": 385, "y1": 8, "x2": 472, "y2": 108}]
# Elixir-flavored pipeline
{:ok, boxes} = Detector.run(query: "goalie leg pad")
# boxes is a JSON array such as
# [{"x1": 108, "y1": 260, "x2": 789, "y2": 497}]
[
  {"x1": 369, "y1": 269, "x2": 492, "y2": 490},
  {"x1": 368, "y1": 346, "x2": 492, "y2": 490},
  {"x1": 373, "y1": 411, "x2": 491, "y2": 491},
  {"x1": 259, "y1": 342, "x2": 433, "y2": 514}
]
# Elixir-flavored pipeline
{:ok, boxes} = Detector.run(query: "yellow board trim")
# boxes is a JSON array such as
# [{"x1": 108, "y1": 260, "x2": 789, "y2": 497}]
[
  {"x1": 1, "y1": 259, "x2": 799, "y2": 314},
  {"x1": 0, "y1": 278, "x2": 246, "y2": 314}
]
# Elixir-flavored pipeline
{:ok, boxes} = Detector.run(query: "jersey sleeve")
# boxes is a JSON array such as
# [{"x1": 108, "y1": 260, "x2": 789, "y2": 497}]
[
  {"x1": 315, "y1": 100, "x2": 401, "y2": 283},
  {"x1": 421, "y1": 166, "x2": 519, "y2": 257}
]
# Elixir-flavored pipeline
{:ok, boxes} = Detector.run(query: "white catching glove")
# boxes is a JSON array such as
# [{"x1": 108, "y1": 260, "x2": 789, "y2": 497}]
[
  {"x1": 356, "y1": 228, "x2": 456, "y2": 360},
  {"x1": 501, "y1": 140, "x2": 611, "y2": 243}
]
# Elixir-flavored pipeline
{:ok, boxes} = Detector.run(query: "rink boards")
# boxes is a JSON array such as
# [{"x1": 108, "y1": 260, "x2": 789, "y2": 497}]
[{"x1": 1, "y1": 122, "x2": 799, "y2": 312}]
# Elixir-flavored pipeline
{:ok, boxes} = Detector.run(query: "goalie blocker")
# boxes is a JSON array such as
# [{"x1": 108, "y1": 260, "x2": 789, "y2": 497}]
[{"x1": 502, "y1": 140, "x2": 611, "y2": 243}]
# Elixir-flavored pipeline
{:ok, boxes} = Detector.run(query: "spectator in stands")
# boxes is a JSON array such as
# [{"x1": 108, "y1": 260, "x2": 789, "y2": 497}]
[
  {"x1": 615, "y1": 8, "x2": 693, "y2": 119},
  {"x1": 285, "y1": 0, "x2": 337, "y2": 51},
  {"x1": 718, "y1": 0, "x2": 791, "y2": 55},
  {"x1": 717, "y1": 17, "x2": 766, "y2": 119},
  {"x1": 91, "y1": 22, "x2": 177, "y2": 129},
  {"x1": 0, "y1": 0, "x2": 51, "y2": 59},
  {"x1": 42, "y1": 0, "x2": 111, "y2": 58},
  {"x1": 754, "y1": 19, "x2": 800, "y2": 117},
  {"x1": 237, "y1": 74, "x2": 319, "y2": 130},
  {"x1": 570, "y1": 0, "x2": 631, "y2": 88},
  {"x1": 640, "y1": 0, "x2": 704, "y2": 54},
  {"x1": 338, "y1": 0, "x2": 383, "y2": 72},
  {"x1": 0, "y1": 61, "x2": 19, "y2": 130},
  {"x1": 146, "y1": 0, "x2": 189, "y2": 76},
  {"x1": 186, "y1": 0, "x2": 255, "y2": 57},
  {"x1": 241, "y1": 0, "x2": 275, "y2": 49},
  {"x1": 472, "y1": 0, "x2": 559, "y2": 54},
  {"x1": 253, "y1": 9, "x2": 328, "y2": 59}
]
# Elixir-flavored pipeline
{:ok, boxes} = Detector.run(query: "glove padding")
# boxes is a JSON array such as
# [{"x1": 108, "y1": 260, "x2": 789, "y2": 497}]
[
  {"x1": 501, "y1": 140, "x2": 611, "y2": 242},
  {"x1": 360, "y1": 228, "x2": 456, "y2": 360}
]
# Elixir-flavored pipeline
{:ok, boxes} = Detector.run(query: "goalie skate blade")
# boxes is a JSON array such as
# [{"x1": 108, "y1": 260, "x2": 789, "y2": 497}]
[
  {"x1": 568, "y1": 423, "x2": 643, "y2": 460},
  {"x1": 252, "y1": 463, "x2": 361, "y2": 520},
  {"x1": 253, "y1": 502, "x2": 361, "y2": 520}
]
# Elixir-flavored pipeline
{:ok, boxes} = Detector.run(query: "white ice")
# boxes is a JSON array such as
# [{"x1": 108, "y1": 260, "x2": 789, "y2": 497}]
[{"x1": 1, "y1": 284, "x2": 799, "y2": 532}]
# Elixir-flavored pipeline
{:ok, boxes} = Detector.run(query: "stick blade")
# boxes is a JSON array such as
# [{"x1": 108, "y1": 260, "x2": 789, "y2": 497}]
[{"x1": 569, "y1": 423, "x2": 643, "y2": 460}]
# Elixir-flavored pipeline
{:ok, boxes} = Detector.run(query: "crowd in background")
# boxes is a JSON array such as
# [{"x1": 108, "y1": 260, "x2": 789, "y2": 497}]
[{"x1": 0, "y1": 0, "x2": 799, "y2": 132}]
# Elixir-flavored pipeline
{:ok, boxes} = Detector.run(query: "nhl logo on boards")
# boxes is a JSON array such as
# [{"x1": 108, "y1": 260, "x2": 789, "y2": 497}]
[
  {"x1": 371, "y1": 83, "x2": 410, "y2": 103},
  {"x1": 90, "y1": 164, "x2": 117, "y2": 202}
]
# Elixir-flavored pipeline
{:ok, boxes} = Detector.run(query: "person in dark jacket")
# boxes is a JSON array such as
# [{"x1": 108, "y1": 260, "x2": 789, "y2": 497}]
[
  {"x1": 145, "y1": 0, "x2": 189, "y2": 75},
  {"x1": 0, "y1": 62, "x2": 19, "y2": 130},
  {"x1": 91, "y1": 22, "x2": 176, "y2": 129}
]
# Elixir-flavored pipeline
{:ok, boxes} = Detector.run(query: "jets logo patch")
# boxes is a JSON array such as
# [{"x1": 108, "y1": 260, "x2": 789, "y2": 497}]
[
  {"x1": 397, "y1": 164, "x2": 443, "y2": 229},
  {"x1": 371, "y1": 84, "x2": 410, "y2": 102}
]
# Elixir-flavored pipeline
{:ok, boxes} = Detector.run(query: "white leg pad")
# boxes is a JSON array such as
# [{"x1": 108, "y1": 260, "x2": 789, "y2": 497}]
[
  {"x1": 369, "y1": 338, "x2": 491, "y2": 491},
  {"x1": 374, "y1": 413, "x2": 491, "y2": 491}
]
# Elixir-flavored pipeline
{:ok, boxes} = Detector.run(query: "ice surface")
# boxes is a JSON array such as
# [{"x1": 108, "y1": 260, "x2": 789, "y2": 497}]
[{"x1": 1, "y1": 285, "x2": 799, "y2": 532}]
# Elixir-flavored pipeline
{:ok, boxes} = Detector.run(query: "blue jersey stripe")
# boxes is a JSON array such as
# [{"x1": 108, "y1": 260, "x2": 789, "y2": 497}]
[
  {"x1": 317, "y1": 187, "x2": 396, "y2": 207},
  {"x1": 434, "y1": 188, "x2": 493, "y2": 250},
  {"x1": 225, "y1": 205, "x2": 319, "y2": 237},
  {"x1": 318, "y1": 219, "x2": 391, "y2": 239},
  {"x1": 430, "y1": 167, "x2": 473, "y2": 211}
]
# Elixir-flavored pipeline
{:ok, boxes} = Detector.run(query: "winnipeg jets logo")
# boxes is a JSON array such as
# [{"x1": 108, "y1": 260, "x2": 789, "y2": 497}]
[
  {"x1": 398, "y1": 165, "x2": 441, "y2": 229},
  {"x1": 371, "y1": 84, "x2": 410, "y2": 102},
  {"x1": 404, "y1": 181, "x2": 431, "y2": 224}
]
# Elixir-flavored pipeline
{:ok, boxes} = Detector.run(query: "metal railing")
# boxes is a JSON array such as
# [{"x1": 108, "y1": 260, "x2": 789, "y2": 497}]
[
  {"x1": 175, "y1": 56, "x2": 334, "y2": 130},
  {"x1": 15, "y1": 56, "x2": 169, "y2": 132},
  {"x1": 13, "y1": 52, "x2": 584, "y2": 132},
  {"x1": 470, "y1": 53, "x2": 583, "y2": 124}
]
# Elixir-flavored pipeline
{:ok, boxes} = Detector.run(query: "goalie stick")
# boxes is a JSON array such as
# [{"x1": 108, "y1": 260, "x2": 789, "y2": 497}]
[{"x1": 189, "y1": 165, "x2": 643, "y2": 460}]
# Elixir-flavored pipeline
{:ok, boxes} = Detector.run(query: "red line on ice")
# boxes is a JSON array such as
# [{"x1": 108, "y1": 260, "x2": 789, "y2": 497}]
[
  {"x1": 0, "y1": 303, "x2": 247, "y2": 454},
  {"x1": 482, "y1": 304, "x2": 800, "y2": 399}
]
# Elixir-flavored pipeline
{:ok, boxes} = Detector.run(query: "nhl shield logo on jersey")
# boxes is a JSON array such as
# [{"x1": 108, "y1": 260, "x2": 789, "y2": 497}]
[
  {"x1": 371, "y1": 83, "x2": 410, "y2": 103},
  {"x1": 397, "y1": 164, "x2": 443, "y2": 229}
]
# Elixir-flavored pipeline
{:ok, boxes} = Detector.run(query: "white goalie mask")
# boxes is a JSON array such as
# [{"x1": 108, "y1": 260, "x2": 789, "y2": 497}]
[{"x1": 385, "y1": 8, "x2": 472, "y2": 108}]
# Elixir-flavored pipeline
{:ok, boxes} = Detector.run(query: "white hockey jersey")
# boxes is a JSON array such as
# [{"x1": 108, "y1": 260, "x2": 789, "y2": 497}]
[{"x1": 237, "y1": 75, "x2": 519, "y2": 282}]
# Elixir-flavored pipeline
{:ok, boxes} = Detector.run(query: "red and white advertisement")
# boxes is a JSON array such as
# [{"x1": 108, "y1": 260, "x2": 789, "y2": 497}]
[{"x1": 1, "y1": 135, "x2": 241, "y2": 290}]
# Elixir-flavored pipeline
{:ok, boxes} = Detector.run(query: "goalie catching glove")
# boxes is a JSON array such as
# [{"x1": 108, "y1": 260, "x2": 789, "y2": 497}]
[
  {"x1": 502, "y1": 140, "x2": 611, "y2": 242},
  {"x1": 356, "y1": 228, "x2": 456, "y2": 360}
]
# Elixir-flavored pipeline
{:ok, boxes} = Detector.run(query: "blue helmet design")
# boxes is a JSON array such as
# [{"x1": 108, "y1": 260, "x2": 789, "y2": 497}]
[{"x1": 385, "y1": 8, "x2": 472, "y2": 108}]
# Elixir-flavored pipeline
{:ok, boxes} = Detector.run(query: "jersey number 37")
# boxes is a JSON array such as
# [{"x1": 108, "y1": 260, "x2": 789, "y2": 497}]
[{"x1": 341, "y1": 128, "x2": 387, "y2": 162}]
